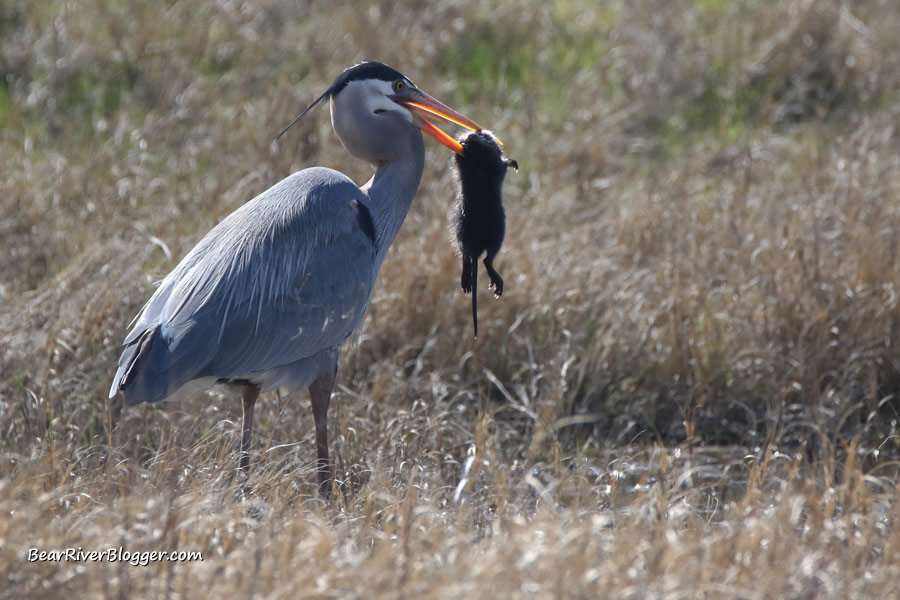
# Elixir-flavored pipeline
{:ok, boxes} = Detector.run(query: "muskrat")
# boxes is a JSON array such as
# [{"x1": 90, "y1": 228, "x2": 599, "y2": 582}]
[{"x1": 452, "y1": 130, "x2": 518, "y2": 338}]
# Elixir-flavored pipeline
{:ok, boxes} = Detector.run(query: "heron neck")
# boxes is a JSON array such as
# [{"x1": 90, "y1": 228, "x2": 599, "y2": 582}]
[{"x1": 362, "y1": 135, "x2": 425, "y2": 266}]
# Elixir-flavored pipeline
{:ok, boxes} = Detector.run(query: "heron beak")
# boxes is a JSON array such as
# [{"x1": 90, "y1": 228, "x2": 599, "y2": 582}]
[{"x1": 394, "y1": 90, "x2": 483, "y2": 154}]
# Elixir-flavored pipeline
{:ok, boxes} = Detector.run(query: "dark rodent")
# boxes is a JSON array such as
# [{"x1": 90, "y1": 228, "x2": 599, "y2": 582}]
[{"x1": 452, "y1": 130, "x2": 518, "y2": 338}]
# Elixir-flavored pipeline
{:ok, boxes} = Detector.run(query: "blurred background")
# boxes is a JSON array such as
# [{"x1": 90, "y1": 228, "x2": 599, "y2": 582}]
[
  {"x1": 3, "y1": 2, "x2": 900, "y2": 597},
  {"x1": 1, "y1": 0, "x2": 899, "y2": 480}
]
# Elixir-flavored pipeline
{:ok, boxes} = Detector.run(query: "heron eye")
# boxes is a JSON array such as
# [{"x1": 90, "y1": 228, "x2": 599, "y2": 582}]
[{"x1": 393, "y1": 80, "x2": 405, "y2": 92}]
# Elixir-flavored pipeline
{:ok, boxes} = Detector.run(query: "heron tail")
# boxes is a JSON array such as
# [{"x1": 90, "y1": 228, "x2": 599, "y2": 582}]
[
  {"x1": 109, "y1": 324, "x2": 194, "y2": 406},
  {"x1": 109, "y1": 324, "x2": 159, "y2": 400}
]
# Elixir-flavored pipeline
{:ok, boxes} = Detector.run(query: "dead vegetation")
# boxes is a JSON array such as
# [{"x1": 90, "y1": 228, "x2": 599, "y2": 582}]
[{"x1": 1, "y1": 0, "x2": 899, "y2": 597}]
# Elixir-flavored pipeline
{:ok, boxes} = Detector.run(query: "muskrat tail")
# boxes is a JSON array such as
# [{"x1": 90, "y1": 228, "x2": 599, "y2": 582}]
[{"x1": 469, "y1": 255, "x2": 478, "y2": 338}]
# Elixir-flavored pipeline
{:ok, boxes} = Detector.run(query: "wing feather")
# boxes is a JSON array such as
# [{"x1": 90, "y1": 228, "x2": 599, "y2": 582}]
[{"x1": 113, "y1": 167, "x2": 378, "y2": 403}]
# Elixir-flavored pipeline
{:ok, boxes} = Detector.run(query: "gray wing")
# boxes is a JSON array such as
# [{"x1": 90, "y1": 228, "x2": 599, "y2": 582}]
[{"x1": 111, "y1": 167, "x2": 378, "y2": 404}]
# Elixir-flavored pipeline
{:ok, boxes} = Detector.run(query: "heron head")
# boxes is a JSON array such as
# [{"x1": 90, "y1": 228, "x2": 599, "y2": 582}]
[{"x1": 276, "y1": 62, "x2": 483, "y2": 161}]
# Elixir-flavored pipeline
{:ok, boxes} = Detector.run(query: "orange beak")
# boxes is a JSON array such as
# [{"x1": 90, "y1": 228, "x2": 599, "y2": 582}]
[{"x1": 394, "y1": 90, "x2": 484, "y2": 154}]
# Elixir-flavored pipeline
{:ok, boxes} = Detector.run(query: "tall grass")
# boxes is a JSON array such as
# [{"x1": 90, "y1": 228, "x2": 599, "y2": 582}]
[{"x1": 1, "y1": 0, "x2": 899, "y2": 597}]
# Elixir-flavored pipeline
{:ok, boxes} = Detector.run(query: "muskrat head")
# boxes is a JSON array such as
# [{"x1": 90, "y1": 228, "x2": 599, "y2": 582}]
[{"x1": 456, "y1": 130, "x2": 518, "y2": 175}]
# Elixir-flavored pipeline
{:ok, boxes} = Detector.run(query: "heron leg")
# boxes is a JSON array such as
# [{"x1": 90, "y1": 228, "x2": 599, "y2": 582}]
[
  {"x1": 239, "y1": 384, "x2": 260, "y2": 474},
  {"x1": 309, "y1": 366, "x2": 337, "y2": 497}
]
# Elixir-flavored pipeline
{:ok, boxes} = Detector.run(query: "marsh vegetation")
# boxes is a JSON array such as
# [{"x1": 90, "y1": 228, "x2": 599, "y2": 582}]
[{"x1": 1, "y1": 0, "x2": 899, "y2": 597}]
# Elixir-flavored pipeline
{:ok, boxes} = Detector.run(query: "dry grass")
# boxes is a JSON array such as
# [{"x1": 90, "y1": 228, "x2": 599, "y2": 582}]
[{"x1": 2, "y1": 0, "x2": 900, "y2": 597}]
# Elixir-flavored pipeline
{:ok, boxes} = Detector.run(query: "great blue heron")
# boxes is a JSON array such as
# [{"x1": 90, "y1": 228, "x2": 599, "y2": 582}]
[{"x1": 109, "y1": 62, "x2": 485, "y2": 494}]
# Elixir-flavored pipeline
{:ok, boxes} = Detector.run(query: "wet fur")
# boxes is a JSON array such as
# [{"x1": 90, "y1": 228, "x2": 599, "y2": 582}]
[{"x1": 452, "y1": 131, "x2": 517, "y2": 338}]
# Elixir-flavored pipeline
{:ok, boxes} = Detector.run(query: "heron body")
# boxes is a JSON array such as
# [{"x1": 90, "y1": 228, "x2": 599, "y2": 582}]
[{"x1": 110, "y1": 62, "x2": 484, "y2": 494}]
